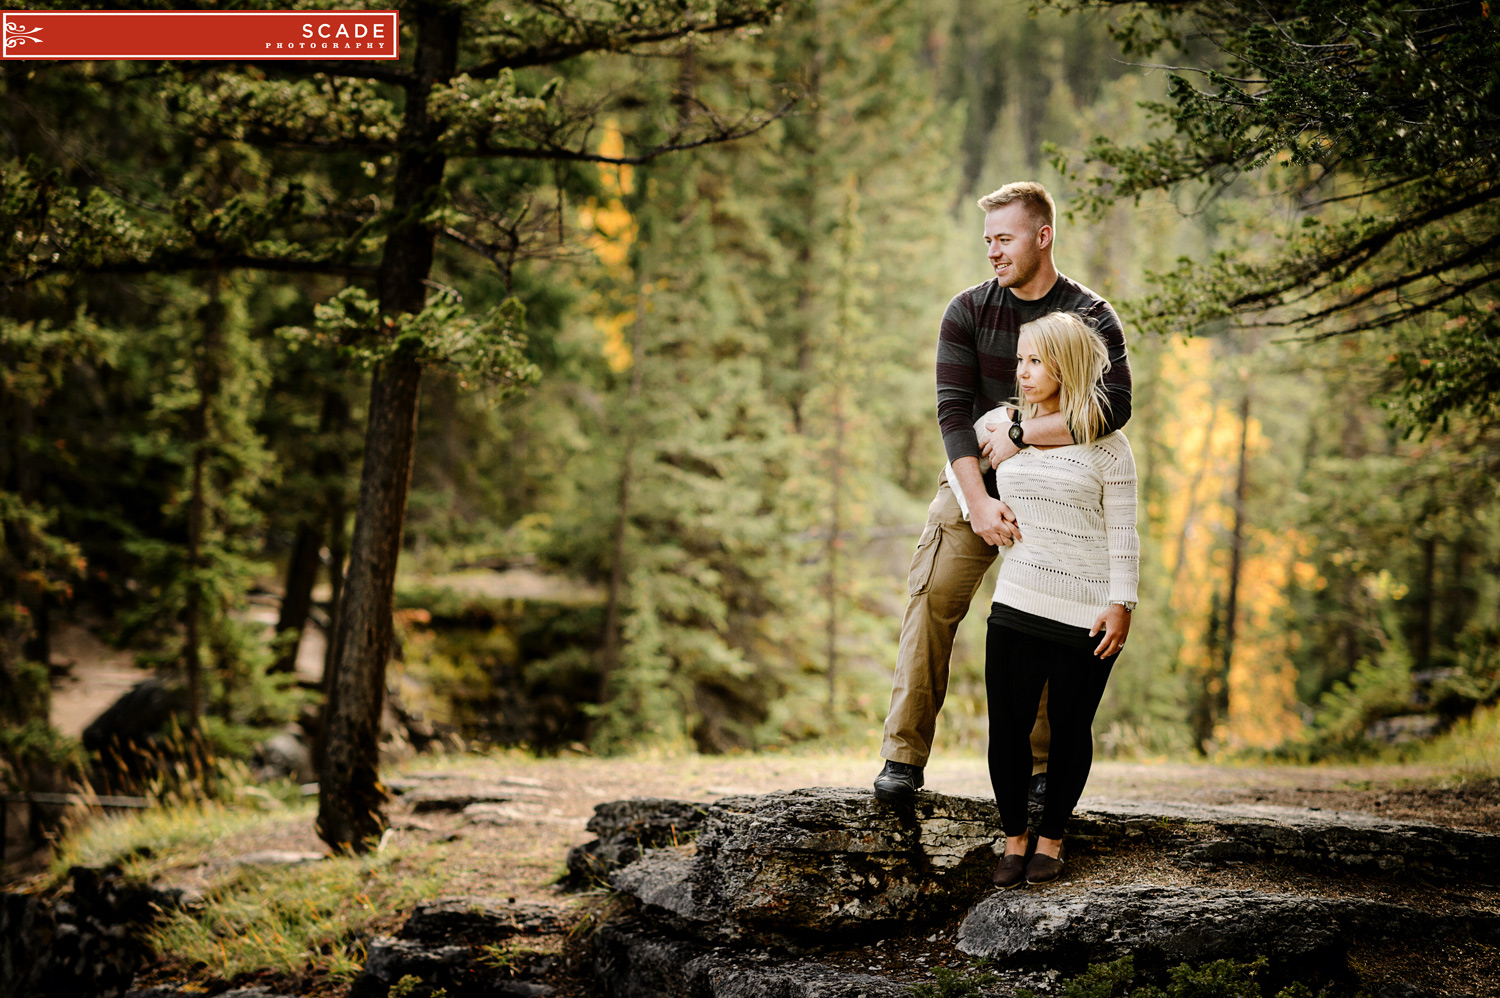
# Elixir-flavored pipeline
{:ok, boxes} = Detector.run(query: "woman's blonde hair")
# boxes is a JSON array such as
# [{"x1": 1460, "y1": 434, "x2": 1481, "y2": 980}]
[{"x1": 1016, "y1": 311, "x2": 1113, "y2": 443}]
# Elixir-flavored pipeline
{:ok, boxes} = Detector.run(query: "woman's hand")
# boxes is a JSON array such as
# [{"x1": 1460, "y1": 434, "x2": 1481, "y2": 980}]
[{"x1": 1089, "y1": 604, "x2": 1131, "y2": 658}]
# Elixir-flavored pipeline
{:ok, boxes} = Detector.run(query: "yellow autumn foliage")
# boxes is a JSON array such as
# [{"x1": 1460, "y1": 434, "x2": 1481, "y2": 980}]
[
  {"x1": 578, "y1": 121, "x2": 640, "y2": 368},
  {"x1": 1154, "y1": 337, "x2": 1305, "y2": 749}
]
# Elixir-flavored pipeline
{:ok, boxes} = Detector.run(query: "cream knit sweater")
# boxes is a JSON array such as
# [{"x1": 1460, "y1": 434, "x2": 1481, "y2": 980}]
[{"x1": 988, "y1": 429, "x2": 1140, "y2": 629}]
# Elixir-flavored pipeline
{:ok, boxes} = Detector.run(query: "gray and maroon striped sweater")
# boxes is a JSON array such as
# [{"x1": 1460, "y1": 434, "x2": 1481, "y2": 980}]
[{"x1": 936, "y1": 273, "x2": 1132, "y2": 465}]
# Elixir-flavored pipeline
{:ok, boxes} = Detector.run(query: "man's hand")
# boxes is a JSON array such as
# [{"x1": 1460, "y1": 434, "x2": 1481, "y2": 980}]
[
  {"x1": 971, "y1": 495, "x2": 1021, "y2": 548},
  {"x1": 1089, "y1": 604, "x2": 1131, "y2": 658},
  {"x1": 984, "y1": 405, "x2": 1020, "y2": 468},
  {"x1": 980, "y1": 409, "x2": 1020, "y2": 468}
]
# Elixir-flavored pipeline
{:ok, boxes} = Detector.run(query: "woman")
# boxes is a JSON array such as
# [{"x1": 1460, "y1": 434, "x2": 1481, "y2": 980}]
[{"x1": 977, "y1": 310, "x2": 1139, "y2": 887}]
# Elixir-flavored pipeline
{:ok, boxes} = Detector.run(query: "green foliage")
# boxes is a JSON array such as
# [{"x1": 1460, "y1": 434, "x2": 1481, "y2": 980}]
[
  {"x1": 1308, "y1": 614, "x2": 1415, "y2": 752},
  {"x1": 909, "y1": 964, "x2": 999, "y2": 998},
  {"x1": 1054, "y1": 0, "x2": 1500, "y2": 424},
  {"x1": 390, "y1": 976, "x2": 448, "y2": 998},
  {"x1": 147, "y1": 828, "x2": 449, "y2": 979},
  {"x1": 0, "y1": 717, "x2": 83, "y2": 792},
  {"x1": 1013, "y1": 956, "x2": 1312, "y2": 998},
  {"x1": 281, "y1": 287, "x2": 538, "y2": 392}
]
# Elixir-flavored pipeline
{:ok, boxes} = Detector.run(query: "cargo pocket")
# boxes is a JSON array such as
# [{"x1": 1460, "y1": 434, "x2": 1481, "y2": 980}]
[{"x1": 907, "y1": 522, "x2": 943, "y2": 596}]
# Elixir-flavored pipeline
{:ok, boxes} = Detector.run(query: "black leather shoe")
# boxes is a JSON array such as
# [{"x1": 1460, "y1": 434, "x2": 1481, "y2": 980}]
[
  {"x1": 1025, "y1": 847, "x2": 1065, "y2": 885},
  {"x1": 1028, "y1": 772, "x2": 1047, "y2": 806},
  {"x1": 873, "y1": 760, "x2": 924, "y2": 802},
  {"x1": 991, "y1": 852, "x2": 1027, "y2": 888}
]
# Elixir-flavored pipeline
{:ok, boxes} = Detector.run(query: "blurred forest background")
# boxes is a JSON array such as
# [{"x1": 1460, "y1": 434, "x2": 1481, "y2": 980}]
[{"x1": 4, "y1": 0, "x2": 1499, "y2": 852}]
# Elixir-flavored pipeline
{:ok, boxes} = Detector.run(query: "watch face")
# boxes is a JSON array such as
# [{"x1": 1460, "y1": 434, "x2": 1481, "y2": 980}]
[{"x1": 1008, "y1": 423, "x2": 1024, "y2": 445}]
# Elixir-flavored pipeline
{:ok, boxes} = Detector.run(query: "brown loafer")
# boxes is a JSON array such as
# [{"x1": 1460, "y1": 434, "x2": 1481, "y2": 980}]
[
  {"x1": 1025, "y1": 849, "x2": 1065, "y2": 885},
  {"x1": 991, "y1": 852, "x2": 1027, "y2": 888}
]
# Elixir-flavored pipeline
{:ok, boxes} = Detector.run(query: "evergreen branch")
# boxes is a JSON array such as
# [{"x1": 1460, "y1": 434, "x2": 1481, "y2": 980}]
[
  {"x1": 458, "y1": 100, "x2": 794, "y2": 163},
  {"x1": 8, "y1": 253, "x2": 378, "y2": 287},
  {"x1": 465, "y1": 6, "x2": 780, "y2": 78},
  {"x1": 1293, "y1": 230, "x2": 1500, "y2": 326},
  {"x1": 1226, "y1": 183, "x2": 1500, "y2": 310},
  {"x1": 1301, "y1": 268, "x2": 1500, "y2": 341},
  {"x1": 261, "y1": 62, "x2": 413, "y2": 86}
]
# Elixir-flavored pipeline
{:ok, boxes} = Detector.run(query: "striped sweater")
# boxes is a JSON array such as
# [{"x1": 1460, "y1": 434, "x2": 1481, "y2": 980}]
[
  {"x1": 989, "y1": 431, "x2": 1140, "y2": 628},
  {"x1": 937, "y1": 274, "x2": 1132, "y2": 465}
]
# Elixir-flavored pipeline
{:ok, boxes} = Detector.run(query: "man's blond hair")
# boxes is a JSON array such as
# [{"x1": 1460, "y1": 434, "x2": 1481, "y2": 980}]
[{"x1": 976, "y1": 181, "x2": 1056, "y2": 234}]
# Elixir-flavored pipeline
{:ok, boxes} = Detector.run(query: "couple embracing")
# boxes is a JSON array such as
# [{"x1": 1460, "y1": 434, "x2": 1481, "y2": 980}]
[{"x1": 873, "y1": 181, "x2": 1139, "y2": 888}]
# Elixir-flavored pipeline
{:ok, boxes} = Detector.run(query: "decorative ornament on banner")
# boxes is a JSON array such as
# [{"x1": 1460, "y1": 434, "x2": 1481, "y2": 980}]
[{"x1": 0, "y1": 10, "x2": 400, "y2": 60}]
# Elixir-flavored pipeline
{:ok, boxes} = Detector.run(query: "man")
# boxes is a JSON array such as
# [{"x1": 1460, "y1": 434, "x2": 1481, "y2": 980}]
[{"x1": 873, "y1": 181, "x2": 1134, "y2": 803}]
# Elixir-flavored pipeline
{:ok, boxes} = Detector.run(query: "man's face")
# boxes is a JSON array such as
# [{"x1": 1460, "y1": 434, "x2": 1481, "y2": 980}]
[{"x1": 983, "y1": 205, "x2": 1048, "y2": 288}]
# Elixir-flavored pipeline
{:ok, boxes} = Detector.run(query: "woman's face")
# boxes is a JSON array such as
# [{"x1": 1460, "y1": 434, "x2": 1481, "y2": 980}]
[{"x1": 1016, "y1": 331, "x2": 1060, "y2": 408}]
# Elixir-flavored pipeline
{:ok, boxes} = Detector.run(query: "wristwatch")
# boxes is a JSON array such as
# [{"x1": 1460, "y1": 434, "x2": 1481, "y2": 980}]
[
  {"x1": 1111, "y1": 601, "x2": 1137, "y2": 612},
  {"x1": 1007, "y1": 407, "x2": 1028, "y2": 449}
]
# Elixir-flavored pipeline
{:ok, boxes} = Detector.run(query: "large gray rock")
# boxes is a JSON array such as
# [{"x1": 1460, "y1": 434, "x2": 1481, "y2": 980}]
[
  {"x1": 604, "y1": 789, "x2": 1500, "y2": 949},
  {"x1": 362, "y1": 894, "x2": 567, "y2": 994},
  {"x1": 957, "y1": 884, "x2": 1500, "y2": 971},
  {"x1": 565, "y1": 797, "x2": 712, "y2": 889},
  {"x1": 610, "y1": 787, "x2": 1000, "y2": 942},
  {"x1": 363, "y1": 936, "x2": 474, "y2": 983},
  {"x1": 2, "y1": 865, "x2": 182, "y2": 998},
  {"x1": 397, "y1": 896, "x2": 567, "y2": 942},
  {"x1": 592, "y1": 919, "x2": 921, "y2": 998},
  {"x1": 1069, "y1": 799, "x2": 1500, "y2": 881}
]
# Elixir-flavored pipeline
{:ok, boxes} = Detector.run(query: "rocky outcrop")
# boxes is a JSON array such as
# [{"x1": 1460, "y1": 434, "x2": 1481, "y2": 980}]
[
  {"x1": 564, "y1": 797, "x2": 710, "y2": 889},
  {"x1": 361, "y1": 895, "x2": 567, "y2": 997},
  {"x1": 1067, "y1": 799, "x2": 1500, "y2": 881},
  {"x1": 594, "y1": 790, "x2": 1500, "y2": 943},
  {"x1": 958, "y1": 884, "x2": 1500, "y2": 971},
  {"x1": 608, "y1": 788, "x2": 998, "y2": 943},
  {"x1": 397, "y1": 896, "x2": 567, "y2": 942},
  {"x1": 127, "y1": 988, "x2": 301, "y2": 998},
  {"x1": 2, "y1": 865, "x2": 185, "y2": 998},
  {"x1": 592, "y1": 920, "x2": 918, "y2": 998},
  {"x1": 591, "y1": 789, "x2": 1500, "y2": 996}
]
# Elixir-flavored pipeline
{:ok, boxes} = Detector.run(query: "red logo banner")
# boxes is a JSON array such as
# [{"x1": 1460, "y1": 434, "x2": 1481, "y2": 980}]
[{"x1": 1, "y1": 10, "x2": 400, "y2": 60}]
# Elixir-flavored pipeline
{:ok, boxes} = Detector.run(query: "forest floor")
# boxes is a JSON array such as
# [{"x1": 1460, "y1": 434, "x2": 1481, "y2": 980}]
[
  {"x1": 114, "y1": 749, "x2": 1500, "y2": 910},
  {"x1": 98, "y1": 748, "x2": 1499, "y2": 997}
]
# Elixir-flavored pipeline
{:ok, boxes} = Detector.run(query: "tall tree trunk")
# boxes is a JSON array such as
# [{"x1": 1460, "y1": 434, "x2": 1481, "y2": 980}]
[
  {"x1": 183, "y1": 270, "x2": 225, "y2": 730},
  {"x1": 1165, "y1": 399, "x2": 1220, "y2": 607},
  {"x1": 1417, "y1": 534, "x2": 1437, "y2": 671},
  {"x1": 1192, "y1": 591, "x2": 1224, "y2": 753},
  {"x1": 323, "y1": 483, "x2": 348, "y2": 689},
  {"x1": 318, "y1": 4, "x2": 459, "y2": 854},
  {"x1": 1217, "y1": 390, "x2": 1253, "y2": 734},
  {"x1": 599, "y1": 277, "x2": 648, "y2": 695},
  {"x1": 272, "y1": 523, "x2": 322, "y2": 675},
  {"x1": 11, "y1": 397, "x2": 49, "y2": 667},
  {"x1": 272, "y1": 386, "x2": 350, "y2": 675},
  {"x1": 788, "y1": 7, "x2": 822, "y2": 435},
  {"x1": 825, "y1": 386, "x2": 843, "y2": 715}
]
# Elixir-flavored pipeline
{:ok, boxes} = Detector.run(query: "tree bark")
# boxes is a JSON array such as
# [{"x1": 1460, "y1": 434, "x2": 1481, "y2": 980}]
[
  {"x1": 788, "y1": 5, "x2": 822, "y2": 435},
  {"x1": 1218, "y1": 390, "x2": 1253, "y2": 733},
  {"x1": 1417, "y1": 534, "x2": 1437, "y2": 672},
  {"x1": 825, "y1": 387, "x2": 843, "y2": 715},
  {"x1": 272, "y1": 386, "x2": 349, "y2": 675},
  {"x1": 599, "y1": 277, "x2": 648, "y2": 695},
  {"x1": 323, "y1": 483, "x2": 348, "y2": 689},
  {"x1": 272, "y1": 522, "x2": 322, "y2": 675},
  {"x1": 317, "y1": 3, "x2": 459, "y2": 854},
  {"x1": 183, "y1": 271, "x2": 225, "y2": 730}
]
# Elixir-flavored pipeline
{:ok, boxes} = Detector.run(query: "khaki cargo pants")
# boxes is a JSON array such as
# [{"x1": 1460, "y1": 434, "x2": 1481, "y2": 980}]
[{"x1": 880, "y1": 469, "x2": 1050, "y2": 772}]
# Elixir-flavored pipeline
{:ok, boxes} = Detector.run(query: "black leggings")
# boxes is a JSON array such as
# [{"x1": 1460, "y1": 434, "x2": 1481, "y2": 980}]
[{"x1": 986, "y1": 619, "x2": 1117, "y2": 840}]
